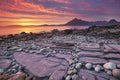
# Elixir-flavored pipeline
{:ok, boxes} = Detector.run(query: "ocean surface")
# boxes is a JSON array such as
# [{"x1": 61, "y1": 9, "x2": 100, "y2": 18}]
[{"x1": 0, "y1": 26, "x2": 89, "y2": 35}]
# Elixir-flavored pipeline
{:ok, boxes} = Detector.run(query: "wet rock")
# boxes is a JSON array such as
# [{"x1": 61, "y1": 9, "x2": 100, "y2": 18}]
[
  {"x1": 79, "y1": 57, "x2": 107, "y2": 64},
  {"x1": 72, "y1": 74, "x2": 79, "y2": 80},
  {"x1": 94, "y1": 66, "x2": 101, "y2": 72},
  {"x1": 14, "y1": 52, "x2": 68, "y2": 77},
  {"x1": 49, "y1": 66, "x2": 67, "y2": 80},
  {"x1": 96, "y1": 76, "x2": 107, "y2": 80},
  {"x1": 39, "y1": 48, "x2": 47, "y2": 54},
  {"x1": 67, "y1": 69, "x2": 77, "y2": 75},
  {"x1": 107, "y1": 70, "x2": 112, "y2": 75},
  {"x1": 68, "y1": 60, "x2": 76, "y2": 65},
  {"x1": 78, "y1": 51, "x2": 103, "y2": 57},
  {"x1": 103, "y1": 54, "x2": 120, "y2": 59},
  {"x1": 0, "y1": 68, "x2": 4, "y2": 74},
  {"x1": 0, "y1": 50, "x2": 4, "y2": 55},
  {"x1": 25, "y1": 75, "x2": 35, "y2": 80},
  {"x1": 112, "y1": 69, "x2": 120, "y2": 79},
  {"x1": 79, "y1": 70, "x2": 95, "y2": 80},
  {"x1": 117, "y1": 64, "x2": 120, "y2": 68},
  {"x1": 0, "y1": 75, "x2": 10, "y2": 80},
  {"x1": 80, "y1": 69, "x2": 109, "y2": 79},
  {"x1": 0, "y1": 58, "x2": 12, "y2": 69},
  {"x1": 55, "y1": 53, "x2": 72, "y2": 61},
  {"x1": 16, "y1": 48, "x2": 22, "y2": 52},
  {"x1": 65, "y1": 75, "x2": 71, "y2": 80},
  {"x1": 75, "y1": 63, "x2": 82, "y2": 69},
  {"x1": 85, "y1": 63, "x2": 92, "y2": 69},
  {"x1": 103, "y1": 62, "x2": 116, "y2": 70}
]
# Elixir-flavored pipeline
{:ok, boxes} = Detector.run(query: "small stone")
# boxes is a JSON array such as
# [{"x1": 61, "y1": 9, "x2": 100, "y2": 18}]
[
  {"x1": 117, "y1": 64, "x2": 120, "y2": 68},
  {"x1": 95, "y1": 66, "x2": 101, "y2": 72},
  {"x1": 0, "y1": 69, "x2": 4, "y2": 74},
  {"x1": 39, "y1": 48, "x2": 46, "y2": 53},
  {"x1": 67, "y1": 69, "x2": 77, "y2": 75},
  {"x1": 16, "y1": 48, "x2": 22, "y2": 52},
  {"x1": 68, "y1": 60, "x2": 76, "y2": 65},
  {"x1": 72, "y1": 74, "x2": 79, "y2": 80},
  {"x1": 96, "y1": 65, "x2": 104, "y2": 70},
  {"x1": 107, "y1": 70, "x2": 112, "y2": 75},
  {"x1": 85, "y1": 63, "x2": 92, "y2": 69},
  {"x1": 66, "y1": 75, "x2": 71, "y2": 80},
  {"x1": 103, "y1": 62, "x2": 116, "y2": 70},
  {"x1": 112, "y1": 69, "x2": 120, "y2": 79},
  {"x1": 75, "y1": 63, "x2": 82, "y2": 69}
]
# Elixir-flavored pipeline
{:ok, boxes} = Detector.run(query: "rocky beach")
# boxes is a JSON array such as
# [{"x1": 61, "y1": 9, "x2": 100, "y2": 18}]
[{"x1": 0, "y1": 25, "x2": 120, "y2": 80}]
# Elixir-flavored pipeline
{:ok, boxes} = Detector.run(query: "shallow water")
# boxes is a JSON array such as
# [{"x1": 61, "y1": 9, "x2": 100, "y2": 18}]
[{"x1": 0, "y1": 25, "x2": 89, "y2": 35}]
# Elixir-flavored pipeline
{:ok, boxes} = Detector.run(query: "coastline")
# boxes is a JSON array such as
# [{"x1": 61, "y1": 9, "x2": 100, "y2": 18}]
[{"x1": 0, "y1": 25, "x2": 120, "y2": 80}]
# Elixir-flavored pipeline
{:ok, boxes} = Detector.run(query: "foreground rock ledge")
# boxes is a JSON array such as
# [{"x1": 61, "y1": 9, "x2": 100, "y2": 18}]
[{"x1": 13, "y1": 52, "x2": 68, "y2": 79}]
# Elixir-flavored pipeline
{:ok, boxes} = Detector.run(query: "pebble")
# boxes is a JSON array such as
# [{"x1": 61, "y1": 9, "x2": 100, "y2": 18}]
[
  {"x1": 66, "y1": 75, "x2": 71, "y2": 80},
  {"x1": 39, "y1": 48, "x2": 46, "y2": 53},
  {"x1": 117, "y1": 64, "x2": 120, "y2": 68},
  {"x1": 107, "y1": 70, "x2": 112, "y2": 75},
  {"x1": 96, "y1": 65, "x2": 104, "y2": 70},
  {"x1": 16, "y1": 48, "x2": 22, "y2": 52},
  {"x1": 85, "y1": 63, "x2": 92, "y2": 69},
  {"x1": 72, "y1": 74, "x2": 79, "y2": 80},
  {"x1": 112, "y1": 69, "x2": 120, "y2": 79},
  {"x1": 67, "y1": 69, "x2": 77, "y2": 75},
  {"x1": 95, "y1": 66, "x2": 101, "y2": 72},
  {"x1": 0, "y1": 68, "x2": 4, "y2": 74},
  {"x1": 103, "y1": 62, "x2": 116, "y2": 70},
  {"x1": 75, "y1": 63, "x2": 82, "y2": 69},
  {"x1": 68, "y1": 60, "x2": 76, "y2": 65}
]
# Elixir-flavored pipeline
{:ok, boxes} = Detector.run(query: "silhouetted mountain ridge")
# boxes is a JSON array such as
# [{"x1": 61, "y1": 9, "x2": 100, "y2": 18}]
[{"x1": 65, "y1": 18, "x2": 120, "y2": 26}]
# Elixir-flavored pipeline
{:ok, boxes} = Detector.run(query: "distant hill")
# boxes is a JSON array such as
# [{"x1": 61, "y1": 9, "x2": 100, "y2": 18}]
[{"x1": 65, "y1": 18, "x2": 120, "y2": 26}]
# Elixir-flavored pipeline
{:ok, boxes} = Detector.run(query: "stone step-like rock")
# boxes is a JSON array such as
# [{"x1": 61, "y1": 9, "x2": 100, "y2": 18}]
[
  {"x1": 103, "y1": 54, "x2": 120, "y2": 59},
  {"x1": 108, "y1": 44, "x2": 120, "y2": 52},
  {"x1": 80, "y1": 69, "x2": 110, "y2": 80},
  {"x1": 78, "y1": 51, "x2": 103, "y2": 57},
  {"x1": 0, "y1": 57, "x2": 12, "y2": 69},
  {"x1": 79, "y1": 57, "x2": 107, "y2": 64},
  {"x1": 14, "y1": 52, "x2": 68, "y2": 78}
]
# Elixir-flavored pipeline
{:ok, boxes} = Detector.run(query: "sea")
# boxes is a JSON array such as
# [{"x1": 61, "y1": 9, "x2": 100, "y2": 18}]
[{"x1": 0, "y1": 26, "x2": 89, "y2": 35}]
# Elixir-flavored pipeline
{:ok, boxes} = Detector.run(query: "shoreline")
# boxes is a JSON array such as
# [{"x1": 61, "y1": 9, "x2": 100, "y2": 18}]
[{"x1": 0, "y1": 25, "x2": 120, "y2": 80}]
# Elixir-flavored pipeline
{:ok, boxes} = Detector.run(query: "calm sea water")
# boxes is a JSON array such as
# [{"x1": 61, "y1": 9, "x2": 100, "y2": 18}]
[{"x1": 0, "y1": 26, "x2": 89, "y2": 35}]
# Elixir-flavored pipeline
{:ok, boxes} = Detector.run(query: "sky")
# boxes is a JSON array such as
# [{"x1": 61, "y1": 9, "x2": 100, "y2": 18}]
[{"x1": 0, "y1": 0, "x2": 120, "y2": 26}]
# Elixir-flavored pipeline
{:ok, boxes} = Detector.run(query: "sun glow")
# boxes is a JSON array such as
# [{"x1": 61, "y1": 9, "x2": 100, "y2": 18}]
[
  {"x1": 19, "y1": 27, "x2": 34, "y2": 33},
  {"x1": 17, "y1": 19, "x2": 36, "y2": 26}
]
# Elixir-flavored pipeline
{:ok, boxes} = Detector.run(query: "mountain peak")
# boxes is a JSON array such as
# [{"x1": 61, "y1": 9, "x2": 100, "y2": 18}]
[
  {"x1": 109, "y1": 19, "x2": 117, "y2": 23},
  {"x1": 66, "y1": 18, "x2": 89, "y2": 26},
  {"x1": 65, "y1": 18, "x2": 120, "y2": 26}
]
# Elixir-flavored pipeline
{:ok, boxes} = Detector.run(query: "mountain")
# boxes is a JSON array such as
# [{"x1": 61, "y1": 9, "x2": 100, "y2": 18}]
[{"x1": 65, "y1": 18, "x2": 120, "y2": 26}]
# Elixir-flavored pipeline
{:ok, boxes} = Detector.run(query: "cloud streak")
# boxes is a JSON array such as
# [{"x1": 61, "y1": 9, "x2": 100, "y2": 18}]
[{"x1": 0, "y1": 0, "x2": 120, "y2": 26}]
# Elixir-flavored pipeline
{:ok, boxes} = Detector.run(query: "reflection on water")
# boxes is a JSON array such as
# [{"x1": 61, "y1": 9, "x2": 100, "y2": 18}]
[{"x1": 0, "y1": 26, "x2": 89, "y2": 35}]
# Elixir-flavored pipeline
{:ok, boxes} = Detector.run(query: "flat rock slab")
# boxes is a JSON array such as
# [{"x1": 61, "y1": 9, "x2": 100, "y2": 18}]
[
  {"x1": 104, "y1": 45, "x2": 113, "y2": 50},
  {"x1": 49, "y1": 66, "x2": 66, "y2": 80},
  {"x1": 79, "y1": 57, "x2": 107, "y2": 64},
  {"x1": 79, "y1": 70, "x2": 95, "y2": 80},
  {"x1": 78, "y1": 51, "x2": 103, "y2": 57},
  {"x1": 0, "y1": 50, "x2": 4, "y2": 55},
  {"x1": 54, "y1": 53, "x2": 72, "y2": 61},
  {"x1": 0, "y1": 58, "x2": 12, "y2": 69},
  {"x1": 103, "y1": 54, "x2": 120, "y2": 59},
  {"x1": 108, "y1": 44, "x2": 120, "y2": 52},
  {"x1": 109, "y1": 60, "x2": 120, "y2": 65},
  {"x1": 80, "y1": 69, "x2": 110, "y2": 80},
  {"x1": 14, "y1": 52, "x2": 68, "y2": 78},
  {"x1": 80, "y1": 43, "x2": 100, "y2": 49}
]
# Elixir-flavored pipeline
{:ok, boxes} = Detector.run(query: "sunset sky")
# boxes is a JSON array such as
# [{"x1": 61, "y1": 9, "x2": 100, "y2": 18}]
[{"x1": 0, "y1": 0, "x2": 120, "y2": 26}]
